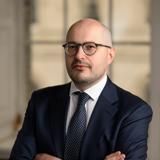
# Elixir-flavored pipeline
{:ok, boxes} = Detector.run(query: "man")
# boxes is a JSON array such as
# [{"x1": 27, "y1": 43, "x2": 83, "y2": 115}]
[{"x1": 10, "y1": 18, "x2": 152, "y2": 160}]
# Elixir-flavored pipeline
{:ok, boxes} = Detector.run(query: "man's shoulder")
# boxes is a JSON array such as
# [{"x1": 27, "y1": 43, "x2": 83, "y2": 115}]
[
  {"x1": 114, "y1": 84, "x2": 152, "y2": 117},
  {"x1": 31, "y1": 83, "x2": 71, "y2": 99},
  {"x1": 116, "y1": 85, "x2": 146, "y2": 105},
  {"x1": 107, "y1": 79, "x2": 146, "y2": 105}
]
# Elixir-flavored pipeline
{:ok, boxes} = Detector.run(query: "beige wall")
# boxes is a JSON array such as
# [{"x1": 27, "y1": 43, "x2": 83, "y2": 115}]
[{"x1": 0, "y1": 0, "x2": 160, "y2": 159}]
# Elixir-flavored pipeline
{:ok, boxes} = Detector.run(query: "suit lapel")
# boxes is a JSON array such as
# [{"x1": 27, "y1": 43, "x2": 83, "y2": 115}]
[
  {"x1": 80, "y1": 78, "x2": 119, "y2": 159},
  {"x1": 48, "y1": 83, "x2": 70, "y2": 158}
]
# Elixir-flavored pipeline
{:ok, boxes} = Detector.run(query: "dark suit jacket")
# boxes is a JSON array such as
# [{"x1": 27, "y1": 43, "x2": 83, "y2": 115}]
[{"x1": 9, "y1": 78, "x2": 152, "y2": 160}]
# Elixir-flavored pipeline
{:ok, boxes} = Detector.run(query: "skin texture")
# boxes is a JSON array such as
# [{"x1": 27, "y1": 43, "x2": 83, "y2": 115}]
[
  {"x1": 65, "y1": 18, "x2": 115, "y2": 91},
  {"x1": 34, "y1": 154, "x2": 62, "y2": 160},
  {"x1": 105, "y1": 151, "x2": 126, "y2": 160},
  {"x1": 34, "y1": 18, "x2": 125, "y2": 160},
  {"x1": 35, "y1": 151, "x2": 125, "y2": 160}
]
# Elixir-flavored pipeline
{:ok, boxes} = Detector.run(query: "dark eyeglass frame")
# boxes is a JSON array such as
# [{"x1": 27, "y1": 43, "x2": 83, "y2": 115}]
[{"x1": 62, "y1": 42, "x2": 112, "y2": 56}]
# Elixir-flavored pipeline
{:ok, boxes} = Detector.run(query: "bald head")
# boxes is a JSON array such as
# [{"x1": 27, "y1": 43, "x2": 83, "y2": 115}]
[{"x1": 66, "y1": 18, "x2": 112, "y2": 47}]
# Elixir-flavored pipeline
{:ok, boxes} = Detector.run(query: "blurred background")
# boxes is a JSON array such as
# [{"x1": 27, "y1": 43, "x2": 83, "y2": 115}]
[{"x1": 0, "y1": 0, "x2": 159, "y2": 159}]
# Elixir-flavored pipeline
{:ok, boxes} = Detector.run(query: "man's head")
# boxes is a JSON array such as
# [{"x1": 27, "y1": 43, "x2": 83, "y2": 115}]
[{"x1": 63, "y1": 18, "x2": 115, "y2": 90}]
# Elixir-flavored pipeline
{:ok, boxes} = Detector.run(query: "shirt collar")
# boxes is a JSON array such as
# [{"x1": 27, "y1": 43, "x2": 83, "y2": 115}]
[{"x1": 70, "y1": 75, "x2": 107, "y2": 100}]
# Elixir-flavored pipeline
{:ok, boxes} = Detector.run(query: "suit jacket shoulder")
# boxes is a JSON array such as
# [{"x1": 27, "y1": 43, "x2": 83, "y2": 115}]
[
  {"x1": 29, "y1": 83, "x2": 71, "y2": 106},
  {"x1": 114, "y1": 83, "x2": 153, "y2": 119},
  {"x1": 32, "y1": 83, "x2": 71, "y2": 98}
]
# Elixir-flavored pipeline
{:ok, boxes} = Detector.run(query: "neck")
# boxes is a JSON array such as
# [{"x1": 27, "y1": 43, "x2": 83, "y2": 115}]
[{"x1": 73, "y1": 75, "x2": 107, "y2": 91}]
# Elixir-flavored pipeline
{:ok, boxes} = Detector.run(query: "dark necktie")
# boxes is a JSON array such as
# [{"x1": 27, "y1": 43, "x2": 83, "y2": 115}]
[{"x1": 64, "y1": 92, "x2": 90, "y2": 160}]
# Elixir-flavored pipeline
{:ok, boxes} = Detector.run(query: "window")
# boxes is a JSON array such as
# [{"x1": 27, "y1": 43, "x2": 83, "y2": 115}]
[{"x1": 30, "y1": 0, "x2": 151, "y2": 102}]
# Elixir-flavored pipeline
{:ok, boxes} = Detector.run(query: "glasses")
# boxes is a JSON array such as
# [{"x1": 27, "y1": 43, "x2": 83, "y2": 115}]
[{"x1": 62, "y1": 42, "x2": 111, "y2": 56}]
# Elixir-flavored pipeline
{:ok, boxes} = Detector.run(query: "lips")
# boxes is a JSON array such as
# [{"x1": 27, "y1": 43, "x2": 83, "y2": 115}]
[
  {"x1": 72, "y1": 61, "x2": 91, "y2": 70},
  {"x1": 73, "y1": 64, "x2": 87, "y2": 68},
  {"x1": 71, "y1": 59, "x2": 91, "y2": 72},
  {"x1": 72, "y1": 64, "x2": 87, "y2": 71}
]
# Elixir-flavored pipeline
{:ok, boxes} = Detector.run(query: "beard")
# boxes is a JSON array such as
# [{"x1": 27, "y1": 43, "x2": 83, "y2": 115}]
[
  {"x1": 66, "y1": 59, "x2": 107, "y2": 88},
  {"x1": 67, "y1": 59, "x2": 92, "y2": 84},
  {"x1": 68, "y1": 70, "x2": 90, "y2": 84},
  {"x1": 68, "y1": 68, "x2": 104, "y2": 89}
]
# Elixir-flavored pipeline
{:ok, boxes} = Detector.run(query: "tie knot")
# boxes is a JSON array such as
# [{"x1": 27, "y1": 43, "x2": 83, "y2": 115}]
[{"x1": 75, "y1": 92, "x2": 90, "y2": 106}]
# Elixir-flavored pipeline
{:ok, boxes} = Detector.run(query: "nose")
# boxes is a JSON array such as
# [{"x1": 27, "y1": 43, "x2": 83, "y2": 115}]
[{"x1": 74, "y1": 45, "x2": 86, "y2": 59}]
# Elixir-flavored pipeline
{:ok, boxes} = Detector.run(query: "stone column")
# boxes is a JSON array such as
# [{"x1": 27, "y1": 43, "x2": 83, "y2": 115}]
[{"x1": 148, "y1": 0, "x2": 160, "y2": 159}]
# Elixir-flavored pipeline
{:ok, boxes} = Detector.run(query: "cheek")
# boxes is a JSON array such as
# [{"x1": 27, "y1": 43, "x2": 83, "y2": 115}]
[
  {"x1": 65, "y1": 57, "x2": 72, "y2": 67},
  {"x1": 92, "y1": 55, "x2": 108, "y2": 70}
]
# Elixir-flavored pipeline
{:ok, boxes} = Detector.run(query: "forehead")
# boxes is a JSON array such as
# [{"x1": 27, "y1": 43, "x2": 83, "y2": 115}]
[{"x1": 66, "y1": 21, "x2": 107, "y2": 43}]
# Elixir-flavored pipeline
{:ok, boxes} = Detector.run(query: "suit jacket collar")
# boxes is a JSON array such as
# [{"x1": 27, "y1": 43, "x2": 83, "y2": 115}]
[
  {"x1": 101, "y1": 77, "x2": 119, "y2": 113},
  {"x1": 48, "y1": 78, "x2": 119, "y2": 158},
  {"x1": 48, "y1": 83, "x2": 71, "y2": 158},
  {"x1": 80, "y1": 78, "x2": 119, "y2": 159}
]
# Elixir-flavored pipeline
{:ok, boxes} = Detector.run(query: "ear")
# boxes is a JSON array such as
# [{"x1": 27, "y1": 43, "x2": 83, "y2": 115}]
[{"x1": 107, "y1": 47, "x2": 116, "y2": 65}]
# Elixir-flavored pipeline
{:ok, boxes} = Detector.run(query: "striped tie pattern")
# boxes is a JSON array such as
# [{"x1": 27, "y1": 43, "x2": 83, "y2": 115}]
[{"x1": 64, "y1": 92, "x2": 90, "y2": 160}]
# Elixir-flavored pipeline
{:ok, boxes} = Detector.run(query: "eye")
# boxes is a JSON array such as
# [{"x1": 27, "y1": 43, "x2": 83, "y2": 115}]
[
  {"x1": 84, "y1": 43, "x2": 96, "y2": 50},
  {"x1": 68, "y1": 44, "x2": 77, "y2": 49}
]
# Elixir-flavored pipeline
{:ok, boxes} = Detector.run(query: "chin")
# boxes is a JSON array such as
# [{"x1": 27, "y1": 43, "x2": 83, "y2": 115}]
[
  {"x1": 73, "y1": 78, "x2": 87, "y2": 84},
  {"x1": 71, "y1": 75, "x2": 89, "y2": 84}
]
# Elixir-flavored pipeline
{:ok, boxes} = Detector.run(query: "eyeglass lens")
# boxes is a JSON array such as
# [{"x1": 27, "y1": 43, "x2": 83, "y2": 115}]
[{"x1": 65, "y1": 42, "x2": 97, "y2": 55}]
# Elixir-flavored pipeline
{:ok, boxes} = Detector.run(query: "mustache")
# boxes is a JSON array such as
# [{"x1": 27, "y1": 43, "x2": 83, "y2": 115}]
[{"x1": 71, "y1": 60, "x2": 91, "y2": 68}]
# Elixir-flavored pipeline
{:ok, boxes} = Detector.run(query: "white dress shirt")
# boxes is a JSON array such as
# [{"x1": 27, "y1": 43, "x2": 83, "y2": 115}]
[{"x1": 66, "y1": 75, "x2": 107, "y2": 132}]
